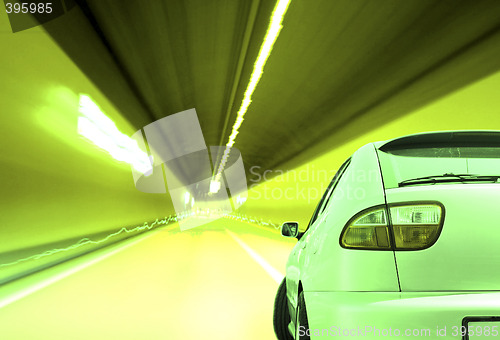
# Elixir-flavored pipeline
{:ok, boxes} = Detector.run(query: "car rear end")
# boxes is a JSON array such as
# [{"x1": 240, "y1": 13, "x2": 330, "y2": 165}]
[{"x1": 374, "y1": 131, "x2": 500, "y2": 339}]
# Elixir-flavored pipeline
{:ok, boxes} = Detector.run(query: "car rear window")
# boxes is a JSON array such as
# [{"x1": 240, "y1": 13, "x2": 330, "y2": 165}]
[{"x1": 377, "y1": 146, "x2": 500, "y2": 189}]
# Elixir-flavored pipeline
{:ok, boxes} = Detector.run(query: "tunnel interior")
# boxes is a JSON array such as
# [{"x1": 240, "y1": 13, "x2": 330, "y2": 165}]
[{"x1": 2, "y1": 0, "x2": 500, "y2": 339}]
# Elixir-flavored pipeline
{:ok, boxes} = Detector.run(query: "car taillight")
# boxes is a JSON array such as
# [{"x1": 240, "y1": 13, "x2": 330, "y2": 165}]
[
  {"x1": 340, "y1": 203, "x2": 444, "y2": 250},
  {"x1": 340, "y1": 207, "x2": 391, "y2": 250},
  {"x1": 390, "y1": 204, "x2": 443, "y2": 250}
]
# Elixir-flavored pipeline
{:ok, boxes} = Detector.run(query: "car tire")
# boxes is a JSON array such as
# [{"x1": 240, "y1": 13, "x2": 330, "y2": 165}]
[
  {"x1": 295, "y1": 292, "x2": 310, "y2": 340},
  {"x1": 273, "y1": 278, "x2": 293, "y2": 340}
]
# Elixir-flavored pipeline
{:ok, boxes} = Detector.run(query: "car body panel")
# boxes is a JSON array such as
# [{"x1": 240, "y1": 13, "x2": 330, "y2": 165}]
[
  {"x1": 301, "y1": 143, "x2": 399, "y2": 293},
  {"x1": 285, "y1": 143, "x2": 400, "y2": 334},
  {"x1": 280, "y1": 131, "x2": 500, "y2": 340},
  {"x1": 304, "y1": 291, "x2": 500, "y2": 339},
  {"x1": 386, "y1": 184, "x2": 500, "y2": 291}
]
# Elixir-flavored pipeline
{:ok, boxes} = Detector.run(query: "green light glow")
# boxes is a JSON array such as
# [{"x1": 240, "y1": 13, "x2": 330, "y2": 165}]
[
  {"x1": 214, "y1": 0, "x2": 292, "y2": 183},
  {"x1": 209, "y1": 179, "x2": 221, "y2": 193},
  {"x1": 224, "y1": 212, "x2": 279, "y2": 229},
  {"x1": 0, "y1": 212, "x2": 274, "y2": 271},
  {"x1": 0, "y1": 217, "x2": 176, "y2": 268},
  {"x1": 78, "y1": 94, "x2": 152, "y2": 175}
]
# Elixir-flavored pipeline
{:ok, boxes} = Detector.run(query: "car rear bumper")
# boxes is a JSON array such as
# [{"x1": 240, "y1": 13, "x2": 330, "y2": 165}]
[{"x1": 303, "y1": 291, "x2": 500, "y2": 339}]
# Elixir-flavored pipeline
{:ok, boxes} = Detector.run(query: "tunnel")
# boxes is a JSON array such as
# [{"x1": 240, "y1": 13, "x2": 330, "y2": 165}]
[{"x1": 2, "y1": 0, "x2": 500, "y2": 339}]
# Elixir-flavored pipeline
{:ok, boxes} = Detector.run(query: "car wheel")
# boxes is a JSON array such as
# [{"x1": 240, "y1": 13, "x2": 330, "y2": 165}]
[
  {"x1": 273, "y1": 278, "x2": 293, "y2": 340},
  {"x1": 295, "y1": 292, "x2": 310, "y2": 340}
]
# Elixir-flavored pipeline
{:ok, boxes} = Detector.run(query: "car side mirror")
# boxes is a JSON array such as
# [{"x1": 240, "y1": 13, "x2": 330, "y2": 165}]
[{"x1": 281, "y1": 222, "x2": 299, "y2": 238}]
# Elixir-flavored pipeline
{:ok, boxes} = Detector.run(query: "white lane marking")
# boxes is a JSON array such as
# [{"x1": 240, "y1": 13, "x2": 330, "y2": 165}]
[
  {"x1": 225, "y1": 229, "x2": 284, "y2": 284},
  {"x1": 0, "y1": 230, "x2": 160, "y2": 309}
]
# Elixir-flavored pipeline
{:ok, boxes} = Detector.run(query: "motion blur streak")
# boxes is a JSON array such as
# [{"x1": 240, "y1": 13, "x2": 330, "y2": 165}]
[
  {"x1": 0, "y1": 220, "x2": 295, "y2": 340},
  {"x1": 0, "y1": 217, "x2": 175, "y2": 268},
  {"x1": 226, "y1": 229, "x2": 285, "y2": 284},
  {"x1": 214, "y1": 0, "x2": 292, "y2": 183},
  {"x1": 0, "y1": 230, "x2": 160, "y2": 310},
  {"x1": 78, "y1": 94, "x2": 152, "y2": 175}
]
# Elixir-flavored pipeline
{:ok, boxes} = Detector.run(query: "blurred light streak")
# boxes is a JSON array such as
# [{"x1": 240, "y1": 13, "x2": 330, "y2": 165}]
[
  {"x1": 226, "y1": 229, "x2": 284, "y2": 283},
  {"x1": 0, "y1": 217, "x2": 179, "y2": 268},
  {"x1": 213, "y1": 0, "x2": 292, "y2": 185},
  {"x1": 78, "y1": 94, "x2": 152, "y2": 175}
]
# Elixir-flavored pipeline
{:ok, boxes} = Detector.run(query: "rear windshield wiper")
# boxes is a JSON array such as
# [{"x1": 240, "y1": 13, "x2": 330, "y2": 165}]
[{"x1": 398, "y1": 173, "x2": 500, "y2": 187}]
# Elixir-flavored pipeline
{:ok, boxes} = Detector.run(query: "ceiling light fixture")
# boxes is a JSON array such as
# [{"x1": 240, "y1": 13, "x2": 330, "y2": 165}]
[
  {"x1": 213, "y1": 0, "x2": 292, "y2": 185},
  {"x1": 77, "y1": 94, "x2": 152, "y2": 175}
]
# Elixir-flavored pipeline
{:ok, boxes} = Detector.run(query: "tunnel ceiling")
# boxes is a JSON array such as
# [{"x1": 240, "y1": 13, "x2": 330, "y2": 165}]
[{"x1": 42, "y1": 0, "x2": 500, "y2": 184}]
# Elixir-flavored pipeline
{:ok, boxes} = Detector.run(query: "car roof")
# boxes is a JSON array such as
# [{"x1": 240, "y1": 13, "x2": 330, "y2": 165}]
[{"x1": 374, "y1": 130, "x2": 500, "y2": 151}]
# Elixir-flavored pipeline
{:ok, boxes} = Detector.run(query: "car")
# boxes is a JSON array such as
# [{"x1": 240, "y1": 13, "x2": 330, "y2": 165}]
[{"x1": 273, "y1": 130, "x2": 500, "y2": 339}]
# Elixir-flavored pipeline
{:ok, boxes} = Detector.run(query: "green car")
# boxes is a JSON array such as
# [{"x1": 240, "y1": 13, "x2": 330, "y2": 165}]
[{"x1": 274, "y1": 131, "x2": 500, "y2": 339}]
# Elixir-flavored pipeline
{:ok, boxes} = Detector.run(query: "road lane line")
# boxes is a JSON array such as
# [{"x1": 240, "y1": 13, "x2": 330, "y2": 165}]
[
  {"x1": 0, "y1": 229, "x2": 161, "y2": 309},
  {"x1": 225, "y1": 229, "x2": 284, "y2": 284}
]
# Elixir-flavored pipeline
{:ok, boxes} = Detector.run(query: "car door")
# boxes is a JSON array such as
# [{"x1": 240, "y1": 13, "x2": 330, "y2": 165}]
[
  {"x1": 307, "y1": 159, "x2": 351, "y2": 255},
  {"x1": 286, "y1": 159, "x2": 351, "y2": 315},
  {"x1": 303, "y1": 143, "x2": 401, "y2": 293}
]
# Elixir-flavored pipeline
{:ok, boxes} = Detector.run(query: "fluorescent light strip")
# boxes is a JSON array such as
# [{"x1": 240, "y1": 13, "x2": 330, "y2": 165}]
[
  {"x1": 77, "y1": 94, "x2": 152, "y2": 175},
  {"x1": 214, "y1": 0, "x2": 292, "y2": 182}
]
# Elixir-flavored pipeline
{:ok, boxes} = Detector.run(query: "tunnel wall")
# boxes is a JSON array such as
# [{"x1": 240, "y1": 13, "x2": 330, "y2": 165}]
[
  {"x1": 238, "y1": 69, "x2": 500, "y2": 229},
  {"x1": 0, "y1": 16, "x2": 173, "y2": 254}
]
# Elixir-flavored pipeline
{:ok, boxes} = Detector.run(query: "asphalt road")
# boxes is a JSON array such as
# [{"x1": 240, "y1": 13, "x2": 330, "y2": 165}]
[{"x1": 0, "y1": 218, "x2": 296, "y2": 340}]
